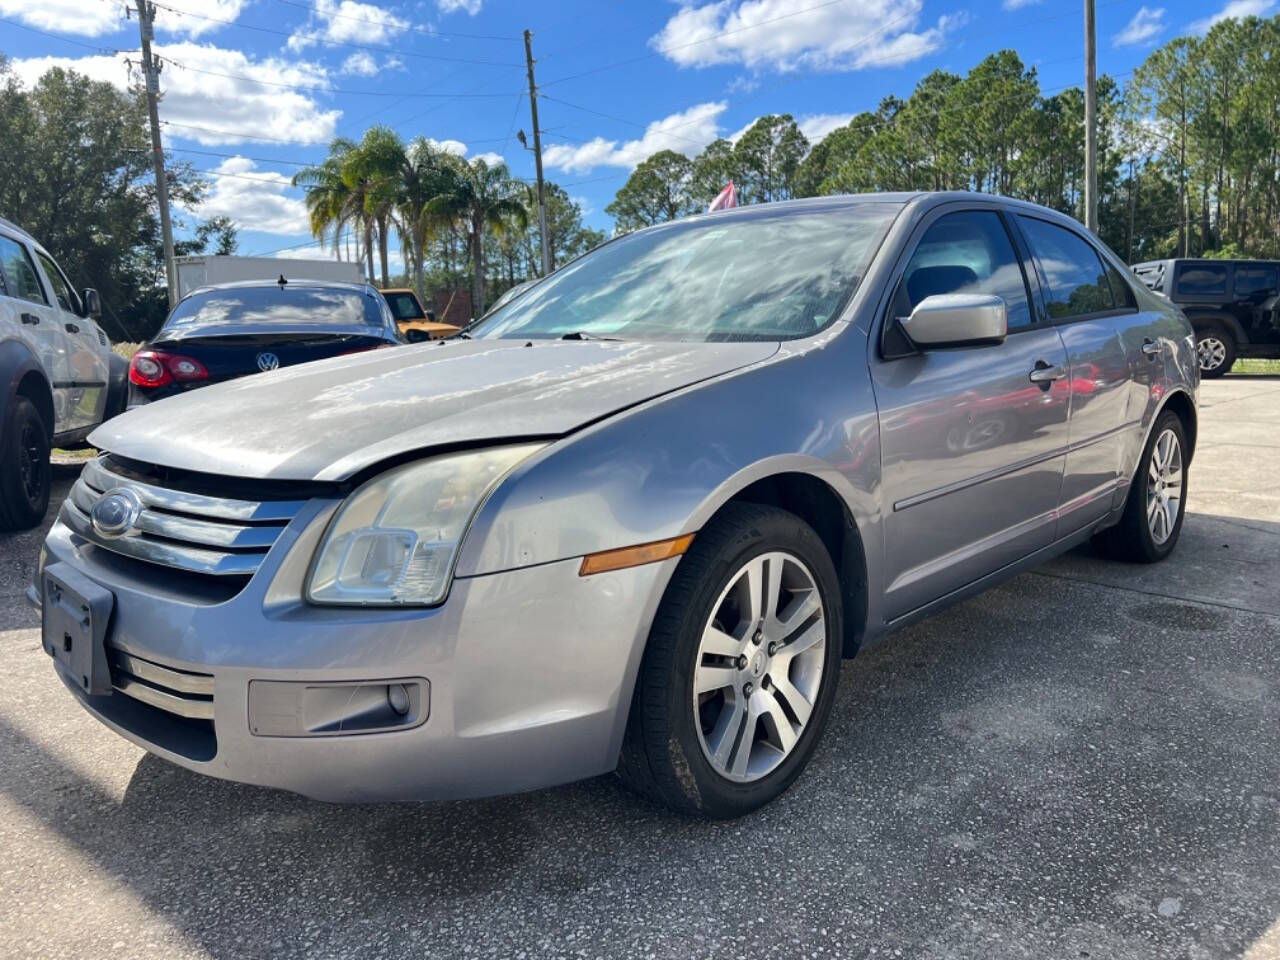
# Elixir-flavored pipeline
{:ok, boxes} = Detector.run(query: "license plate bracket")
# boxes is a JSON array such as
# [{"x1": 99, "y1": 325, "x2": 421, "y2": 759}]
[{"x1": 42, "y1": 562, "x2": 114, "y2": 696}]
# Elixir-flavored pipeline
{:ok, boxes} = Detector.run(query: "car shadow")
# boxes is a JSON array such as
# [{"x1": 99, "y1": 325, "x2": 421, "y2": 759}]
[{"x1": 4, "y1": 511, "x2": 1280, "y2": 956}]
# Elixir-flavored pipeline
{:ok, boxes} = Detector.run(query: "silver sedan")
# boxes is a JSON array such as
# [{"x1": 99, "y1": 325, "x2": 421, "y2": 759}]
[{"x1": 34, "y1": 192, "x2": 1198, "y2": 817}]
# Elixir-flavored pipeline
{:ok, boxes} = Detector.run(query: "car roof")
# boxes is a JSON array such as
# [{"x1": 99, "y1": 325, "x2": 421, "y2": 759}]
[
  {"x1": 0, "y1": 216, "x2": 37, "y2": 245},
  {"x1": 380, "y1": 287, "x2": 419, "y2": 296},
  {"x1": 182, "y1": 278, "x2": 380, "y2": 299}
]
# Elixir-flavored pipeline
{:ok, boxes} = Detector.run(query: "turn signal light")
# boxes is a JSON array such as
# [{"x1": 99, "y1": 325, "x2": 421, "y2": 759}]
[
  {"x1": 579, "y1": 534, "x2": 695, "y2": 576},
  {"x1": 129, "y1": 349, "x2": 209, "y2": 387}
]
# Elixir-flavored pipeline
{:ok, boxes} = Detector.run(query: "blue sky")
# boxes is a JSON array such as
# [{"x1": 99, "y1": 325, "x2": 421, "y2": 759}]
[{"x1": 0, "y1": 0, "x2": 1272, "y2": 269}]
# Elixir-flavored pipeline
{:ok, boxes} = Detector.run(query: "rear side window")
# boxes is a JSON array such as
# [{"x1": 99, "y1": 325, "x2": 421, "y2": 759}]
[
  {"x1": 1175, "y1": 263, "x2": 1227, "y2": 297},
  {"x1": 1104, "y1": 261, "x2": 1137, "y2": 309},
  {"x1": 0, "y1": 234, "x2": 48, "y2": 305},
  {"x1": 1017, "y1": 216, "x2": 1114, "y2": 319},
  {"x1": 893, "y1": 210, "x2": 1034, "y2": 330},
  {"x1": 1235, "y1": 265, "x2": 1279, "y2": 298},
  {"x1": 384, "y1": 291, "x2": 424, "y2": 320}
]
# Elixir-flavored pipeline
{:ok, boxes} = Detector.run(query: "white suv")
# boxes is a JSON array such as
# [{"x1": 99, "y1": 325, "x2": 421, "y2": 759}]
[{"x1": 0, "y1": 217, "x2": 124, "y2": 530}]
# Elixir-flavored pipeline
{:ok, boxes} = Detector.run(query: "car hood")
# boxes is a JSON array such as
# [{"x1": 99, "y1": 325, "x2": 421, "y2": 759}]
[{"x1": 92, "y1": 338, "x2": 779, "y2": 481}]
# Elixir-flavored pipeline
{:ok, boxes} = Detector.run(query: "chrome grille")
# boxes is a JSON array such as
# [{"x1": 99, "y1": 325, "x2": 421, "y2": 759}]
[
  {"x1": 62, "y1": 457, "x2": 306, "y2": 577},
  {"x1": 108, "y1": 647, "x2": 214, "y2": 720}
]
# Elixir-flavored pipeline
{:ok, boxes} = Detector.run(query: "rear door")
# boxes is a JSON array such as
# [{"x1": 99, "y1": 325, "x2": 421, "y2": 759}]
[
  {"x1": 1231, "y1": 263, "x2": 1280, "y2": 349},
  {"x1": 1014, "y1": 215, "x2": 1139, "y2": 534},
  {"x1": 0, "y1": 231, "x2": 70, "y2": 432},
  {"x1": 870, "y1": 205, "x2": 1071, "y2": 620},
  {"x1": 33, "y1": 247, "x2": 108, "y2": 431}
]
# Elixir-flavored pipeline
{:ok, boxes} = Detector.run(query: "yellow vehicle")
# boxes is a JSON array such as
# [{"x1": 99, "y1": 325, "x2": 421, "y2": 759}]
[{"x1": 380, "y1": 288, "x2": 460, "y2": 342}]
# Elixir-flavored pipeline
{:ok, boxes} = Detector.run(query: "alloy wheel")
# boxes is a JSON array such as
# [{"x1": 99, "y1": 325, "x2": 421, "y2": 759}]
[
  {"x1": 1146, "y1": 427, "x2": 1183, "y2": 545},
  {"x1": 1197, "y1": 336, "x2": 1227, "y2": 372},
  {"x1": 692, "y1": 551, "x2": 826, "y2": 783},
  {"x1": 18, "y1": 419, "x2": 43, "y2": 504}
]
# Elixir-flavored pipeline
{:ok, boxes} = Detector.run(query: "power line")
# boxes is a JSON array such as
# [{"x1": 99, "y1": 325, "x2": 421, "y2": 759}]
[
  {"x1": 0, "y1": 15, "x2": 129, "y2": 54},
  {"x1": 270, "y1": 0, "x2": 520, "y2": 41},
  {"x1": 144, "y1": 0, "x2": 522, "y2": 66}
]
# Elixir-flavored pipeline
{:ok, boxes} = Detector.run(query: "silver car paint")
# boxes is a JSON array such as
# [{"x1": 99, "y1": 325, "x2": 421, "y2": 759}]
[{"x1": 44, "y1": 192, "x2": 1197, "y2": 801}]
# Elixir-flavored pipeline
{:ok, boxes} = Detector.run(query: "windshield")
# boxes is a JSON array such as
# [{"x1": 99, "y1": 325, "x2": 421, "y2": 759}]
[
  {"x1": 471, "y1": 203, "x2": 899, "y2": 342},
  {"x1": 166, "y1": 286, "x2": 383, "y2": 329}
]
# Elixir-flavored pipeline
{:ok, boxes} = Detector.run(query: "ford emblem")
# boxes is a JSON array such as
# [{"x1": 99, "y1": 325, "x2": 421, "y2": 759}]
[
  {"x1": 91, "y1": 487, "x2": 143, "y2": 540},
  {"x1": 256, "y1": 352, "x2": 280, "y2": 372}
]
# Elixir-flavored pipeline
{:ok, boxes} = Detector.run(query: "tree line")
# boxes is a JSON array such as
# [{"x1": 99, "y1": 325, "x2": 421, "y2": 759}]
[{"x1": 609, "y1": 13, "x2": 1280, "y2": 264}]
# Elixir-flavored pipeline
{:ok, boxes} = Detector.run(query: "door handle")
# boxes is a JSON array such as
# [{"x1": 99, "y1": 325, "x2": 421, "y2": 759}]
[
  {"x1": 1141, "y1": 338, "x2": 1162, "y2": 357},
  {"x1": 20, "y1": 312, "x2": 40, "y2": 325},
  {"x1": 1029, "y1": 360, "x2": 1067, "y2": 386},
  {"x1": 64, "y1": 322, "x2": 79, "y2": 334}
]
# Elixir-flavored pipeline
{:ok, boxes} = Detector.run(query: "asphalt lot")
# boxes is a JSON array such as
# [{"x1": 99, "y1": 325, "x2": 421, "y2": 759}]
[{"x1": 2, "y1": 378, "x2": 1278, "y2": 960}]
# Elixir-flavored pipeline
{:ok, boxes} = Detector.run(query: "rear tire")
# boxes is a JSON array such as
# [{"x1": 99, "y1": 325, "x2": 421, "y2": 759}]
[
  {"x1": 0, "y1": 396, "x2": 52, "y2": 532},
  {"x1": 618, "y1": 503, "x2": 843, "y2": 818},
  {"x1": 1093, "y1": 410, "x2": 1187, "y2": 563},
  {"x1": 1194, "y1": 322, "x2": 1235, "y2": 378}
]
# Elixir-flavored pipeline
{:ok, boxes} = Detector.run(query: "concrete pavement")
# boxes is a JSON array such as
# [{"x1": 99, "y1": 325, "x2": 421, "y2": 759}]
[{"x1": 1, "y1": 378, "x2": 1278, "y2": 960}]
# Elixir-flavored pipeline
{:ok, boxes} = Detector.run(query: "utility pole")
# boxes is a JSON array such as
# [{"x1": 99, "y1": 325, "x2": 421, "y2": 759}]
[
  {"x1": 523, "y1": 29, "x2": 552, "y2": 277},
  {"x1": 1083, "y1": 0, "x2": 1099, "y2": 234},
  {"x1": 134, "y1": 0, "x2": 178, "y2": 308}
]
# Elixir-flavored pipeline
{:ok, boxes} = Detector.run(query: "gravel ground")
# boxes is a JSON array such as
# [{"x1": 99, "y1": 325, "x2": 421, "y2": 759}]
[{"x1": 1, "y1": 378, "x2": 1278, "y2": 960}]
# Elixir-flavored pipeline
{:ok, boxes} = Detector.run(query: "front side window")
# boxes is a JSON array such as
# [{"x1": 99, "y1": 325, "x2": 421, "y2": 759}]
[
  {"x1": 0, "y1": 235, "x2": 48, "y2": 305},
  {"x1": 36, "y1": 251, "x2": 81, "y2": 315},
  {"x1": 1018, "y1": 216, "x2": 1114, "y2": 319},
  {"x1": 384, "y1": 292, "x2": 425, "y2": 320},
  {"x1": 1235, "y1": 265, "x2": 1279, "y2": 299},
  {"x1": 471, "y1": 203, "x2": 900, "y2": 342},
  {"x1": 891, "y1": 210, "x2": 1034, "y2": 330},
  {"x1": 1175, "y1": 263, "x2": 1227, "y2": 297}
]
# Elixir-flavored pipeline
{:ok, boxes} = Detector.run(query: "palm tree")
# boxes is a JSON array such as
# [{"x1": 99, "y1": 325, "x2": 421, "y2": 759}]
[
  {"x1": 343, "y1": 126, "x2": 407, "y2": 288},
  {"x1": 424, "y1": 157, "x2": 528, "y2": 315},
  {"x1": 292, "y1": 137, "x2": 359, "y2": 266},
  {"x1": 395, "y1": 137, "x2": 453, "y2": 302}
]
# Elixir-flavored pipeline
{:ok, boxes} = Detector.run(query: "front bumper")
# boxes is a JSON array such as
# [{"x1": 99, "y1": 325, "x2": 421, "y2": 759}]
[{"x1": 40, "y1": 515, "x2": 675, "y2": 802}]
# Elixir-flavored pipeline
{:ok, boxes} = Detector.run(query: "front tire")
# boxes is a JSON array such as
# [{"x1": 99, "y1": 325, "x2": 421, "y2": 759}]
[
  {"x1": 618, "y1": 503, "x2": 843, "y2": 818},
  {"x1": 0, "y1": 396, "x2": 52, "y2": 532},
  {"x1": 1093, "y1": 410, "x2": 1188, "y2": 563},
  {"x1": 1195, "y1": 323, "x2": 1235, "y2": 378}
]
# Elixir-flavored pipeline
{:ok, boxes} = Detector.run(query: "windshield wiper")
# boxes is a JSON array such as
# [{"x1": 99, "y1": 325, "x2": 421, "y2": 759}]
[{"x1": 559, "y1": 331, "x2": 620, "y2": 341}]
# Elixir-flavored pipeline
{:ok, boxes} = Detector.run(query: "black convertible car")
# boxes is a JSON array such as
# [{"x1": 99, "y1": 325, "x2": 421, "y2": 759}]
[{"x1": 128, "y1": 278, "x2": 404, "y2": 404}]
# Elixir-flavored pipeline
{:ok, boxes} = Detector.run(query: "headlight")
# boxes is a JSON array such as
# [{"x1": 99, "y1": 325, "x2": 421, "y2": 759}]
[{"x1": 307, "y1": 444, "x2": 543, "y2": 606}]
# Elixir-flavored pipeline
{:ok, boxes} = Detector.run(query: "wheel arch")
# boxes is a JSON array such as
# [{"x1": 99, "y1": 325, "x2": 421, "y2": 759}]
[
  {"x1": 1158, "y1": 388, "x2": 1197, "y2": 464},
  {"x1": 0, "y1": 338, "x2": 54, "y2": 438},
  {"x1": 688, "y1": 465, "x2": 871, "y2": 659},
  {"x1": 1184, "y1": 309, "x2": 1247, "y2": 346}
]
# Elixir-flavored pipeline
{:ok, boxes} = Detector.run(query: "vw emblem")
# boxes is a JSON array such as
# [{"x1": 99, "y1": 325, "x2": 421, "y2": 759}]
[
  {"x1": 256, "y1": 352, "x2": 280, "y2": 372},
  {"x1": 90, "y1": 487, "x2": 142, "y2": 540}
]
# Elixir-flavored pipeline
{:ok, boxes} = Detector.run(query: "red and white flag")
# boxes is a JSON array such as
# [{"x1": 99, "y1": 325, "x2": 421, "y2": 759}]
[{"x1": 708, "y1": 181, "x2": 737, "y2": 212}]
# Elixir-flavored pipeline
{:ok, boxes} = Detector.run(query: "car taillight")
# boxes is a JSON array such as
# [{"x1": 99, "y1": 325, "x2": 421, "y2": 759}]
[{"x1": 129, "y1": 349, "x2": 209, "y2": 388}]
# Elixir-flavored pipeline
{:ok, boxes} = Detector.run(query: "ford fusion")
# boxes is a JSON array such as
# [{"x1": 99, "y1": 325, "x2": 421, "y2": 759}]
[
  {"x1": 35, "y1": 194, "x2": 1198, "y2": 818},
  {"x1": 127, "y1": 279, "x2": 403, "y2": 403}
]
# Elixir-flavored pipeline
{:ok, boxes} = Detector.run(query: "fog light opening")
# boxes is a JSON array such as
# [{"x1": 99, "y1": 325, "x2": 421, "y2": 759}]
[{"x1": 387, "y1": 683, "x2": 411, "y2": 716}]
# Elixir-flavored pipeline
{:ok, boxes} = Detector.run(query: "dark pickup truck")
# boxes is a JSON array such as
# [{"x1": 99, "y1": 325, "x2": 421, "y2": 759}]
[{"x1": 1132, "y1": 258, "x2": 1280, "y2": 377}]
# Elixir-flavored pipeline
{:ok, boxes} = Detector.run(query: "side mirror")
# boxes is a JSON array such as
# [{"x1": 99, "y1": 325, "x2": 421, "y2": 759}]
[
  {"x1": 405, "y1": 328, "x2": 430, "y2": 343},
  {"x1": 82, "y1": 288, "x2": 102, "y2": 320},
  {"x1": 901, "y1": 293, "x2": 1007, "y2": 348}
]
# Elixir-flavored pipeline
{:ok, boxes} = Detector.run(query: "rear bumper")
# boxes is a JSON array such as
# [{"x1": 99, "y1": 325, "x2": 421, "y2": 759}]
[{"x1": 40, "y1": 517, "x2": 675, "y2": 802}]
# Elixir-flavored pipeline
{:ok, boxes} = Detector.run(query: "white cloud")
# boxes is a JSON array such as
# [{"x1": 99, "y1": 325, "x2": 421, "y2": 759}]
[
  {"x1": 10, "y1": 45, "x2": 340, "y2": 145},
  {"x1": 339, "y1": 50, "x2": 401, "y2": 75},
  {"x1": 1001, "y1": 0, "x2": 1041, "y2": 10},
  {"x1": 154, "y1": 0, "x2": 249, "y2": 39},
  {"x1": 543, "y1": 102, "x2": 728, "y2": 174},
  {"x1": 1190, "y1": 0, "x2": 1275, "y2": 33},
  {"x1": 194, "y1": 158, "x2": 311, "y2": 235},
  {"x1": 438, "y1": 0, "x2": 483, "y2": 13},
  {"x1": 0, "y1": 0, "x2": 119, "y2": 36},
  {"x1": 1113, "y1": 6, "x2": 1166, "y2": 46},
  {"x1": 288, "y1": 0, "x2": 409, "y2": 52},
  {"x1": 649, "y1": 0, "x2": 955, "y2": 72},
  {"x1": 426, "y1": 138, "x2": 468, "y2": 156},
  {"x1": 472, "y1": 151, "x2": 506, "y2": 166},
  {"x1": 797, "y1": 112, "x2": 857, "y2": 142}
]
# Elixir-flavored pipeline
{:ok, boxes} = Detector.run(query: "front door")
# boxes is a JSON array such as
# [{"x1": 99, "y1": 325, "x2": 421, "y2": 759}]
[
  {"x1": 34, "y1": 248, "x2": 108, "y2": 433},
  {"x1": 870, "y1": 207, "x2": 1071, "y2": 621},
  {"x1": 0, "y1": 231, "x2": 71, "y2": 433},
  {"x1": 1231, "y1": 262, "x2": 1280, "y2": 349}
]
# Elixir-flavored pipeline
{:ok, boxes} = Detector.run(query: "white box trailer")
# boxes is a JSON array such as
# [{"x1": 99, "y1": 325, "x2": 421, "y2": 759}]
[{"x1": 175, "y1": 256, "x2": 365, "y2": 300}]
